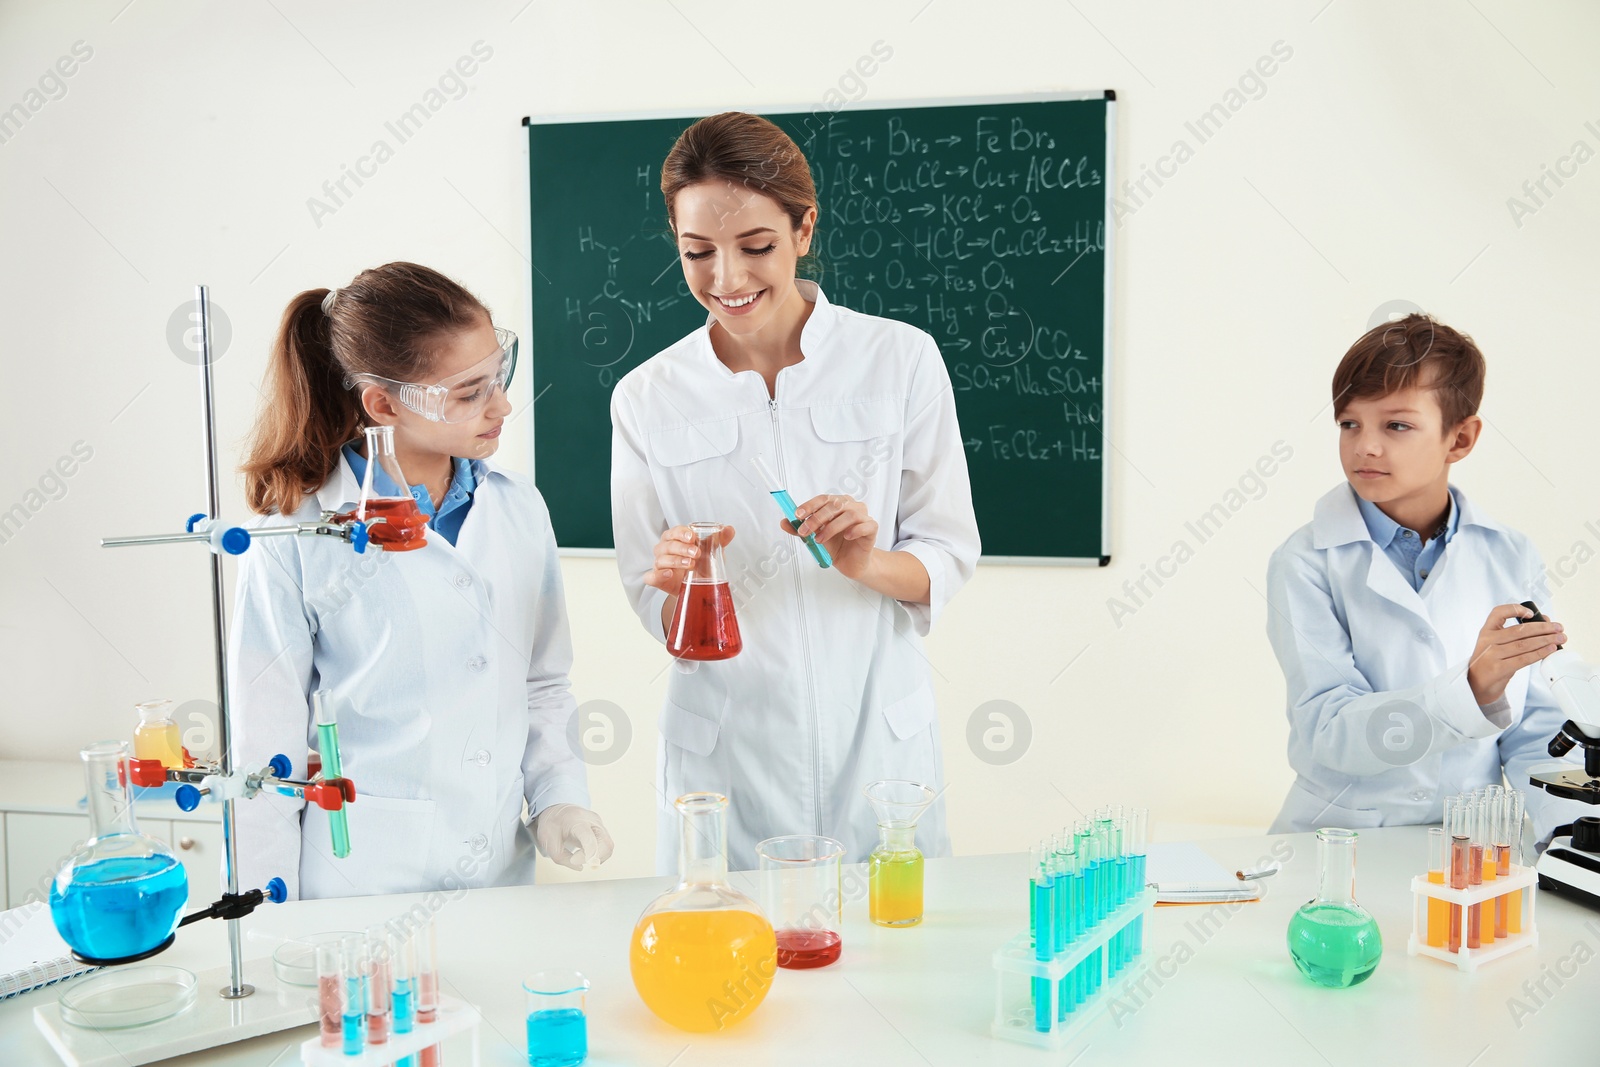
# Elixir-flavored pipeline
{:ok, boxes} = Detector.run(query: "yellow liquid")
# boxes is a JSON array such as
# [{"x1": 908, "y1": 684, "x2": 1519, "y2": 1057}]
[
  {"x1": 1426, "y1": 871, "x2": 1448, "y2": 948},
  {"x1": 134, "y1": 722, "x2": 183, "y2": 769},
  {"x1": 630, "y1": 910, "x2": 776, "y2": 1032},
  {"x1": 1508, "y1": 888, "x2": 1523, "y2": 933},
  {"x1": 869, "y1": 850, "x2": 923, "y2": 926}
]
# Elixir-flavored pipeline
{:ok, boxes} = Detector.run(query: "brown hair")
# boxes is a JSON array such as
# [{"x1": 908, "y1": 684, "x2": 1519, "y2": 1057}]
[
  {"x1": 241, "y1": 262, "x2": 488, "y2": 515},
  {"x1": 660, "y1": 111, "x2": 817, "y2": 238},
  {"x1": 1331, "y1": 313, "x2": 1485, "y2": 430}
]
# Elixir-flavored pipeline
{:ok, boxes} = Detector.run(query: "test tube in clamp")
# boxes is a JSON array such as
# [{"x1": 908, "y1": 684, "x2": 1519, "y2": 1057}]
[
  {"x1": 751, "y1": 453, "x2": 832, "y2": 569},
  {"x1": 313, "y1": 690, "x2": 353, "y2": 858}
]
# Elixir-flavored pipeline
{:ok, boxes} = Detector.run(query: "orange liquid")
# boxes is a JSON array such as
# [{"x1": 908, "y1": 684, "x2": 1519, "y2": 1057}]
[
  {"x1": 1426, "y1": 871, "x2": 1447, "y2": 948},
  {"x1": 666, "y1": 581, "x2": 742, "y2": 660},
  {"x1": 1508, "y1": 888, "x2": 1523, "y2": 933},
  {"x1": 630, "y1": 910, "x2": 775, "y2": 1032},
  {"x1": 345, "y1": 497, "x2": 428, "y2": 551}
]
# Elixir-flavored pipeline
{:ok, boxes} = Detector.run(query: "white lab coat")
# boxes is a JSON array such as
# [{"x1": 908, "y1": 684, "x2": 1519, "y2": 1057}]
[
  {"x1": 1267, "y1": 483, "x2": 1583, "y2": 843},
  {"x1": 228, "y1": 454, "x2": 590, "y2": 899},
  {"x1": 611, "y1": 282, "x2": 980, "y2": 873}
]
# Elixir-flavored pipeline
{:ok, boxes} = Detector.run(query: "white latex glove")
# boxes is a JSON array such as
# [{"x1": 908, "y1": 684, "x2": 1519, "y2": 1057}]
[{"x1": 533, "y1": 804, "x2": 615, "y2": 871}]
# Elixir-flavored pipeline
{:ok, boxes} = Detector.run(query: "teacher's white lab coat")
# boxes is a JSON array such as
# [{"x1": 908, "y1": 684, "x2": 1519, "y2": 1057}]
[
  {"x1": 1267, "y1": 483, "x2": 1583, "y2": 843},
  {"x1": 611, "y1": 282, "x2": 980, "y2": 873},
  {"x1": 228, "y1": 455, "x2": 590, "y2": 899}
]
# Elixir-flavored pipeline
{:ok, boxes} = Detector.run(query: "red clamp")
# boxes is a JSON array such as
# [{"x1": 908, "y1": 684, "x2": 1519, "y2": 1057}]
[
  {"x1": 129, "y1": 759, "x2": 168, "y2": 789},
  {"x1": 305, "y1": 777, "x2": 356, "y2": 811}
]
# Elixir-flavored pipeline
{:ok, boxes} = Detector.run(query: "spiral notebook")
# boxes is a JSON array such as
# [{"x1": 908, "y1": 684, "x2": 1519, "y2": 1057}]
[{"x1": 0, "y1": 902, "x2": 97, "y2": 1000}]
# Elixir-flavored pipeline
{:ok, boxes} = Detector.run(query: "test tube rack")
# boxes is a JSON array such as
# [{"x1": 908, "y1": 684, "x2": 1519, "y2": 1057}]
[
  {"x1": 1406, "y1": 866, "x2": 1538, "y2": 972},
  {"x1": 298, "y1": 996, "x2": 482, "y2": 1067},
  {"x1": 990, "y1": 889, "x2": 1156, "y2": 1050}
]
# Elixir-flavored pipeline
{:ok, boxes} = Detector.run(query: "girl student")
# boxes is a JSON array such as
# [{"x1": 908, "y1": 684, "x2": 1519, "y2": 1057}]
[
  {"x1": 611, "y1": 113, "x2": 981, "y2": 871},
  {"x1": 231, "y1": 262, "x2": 612, "y2": 899}
]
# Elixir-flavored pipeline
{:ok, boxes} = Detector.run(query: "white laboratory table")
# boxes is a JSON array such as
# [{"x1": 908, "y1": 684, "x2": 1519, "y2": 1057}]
[{"x1": 2, "y1": 825, "x2": 1595, "y2": 1066}]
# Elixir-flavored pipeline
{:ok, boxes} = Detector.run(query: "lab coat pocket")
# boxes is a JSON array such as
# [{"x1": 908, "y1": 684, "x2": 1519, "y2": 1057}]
[
  {"x1": 646, "y1": 417, "x2": 740, "y2": 467},
  {"x1": 1282, "y1": 780, "x2": 1383, "y2": 830},
  {"x1": 303, "y1": 792, "x2": 438, "y2": 896},
  {"x1": 879, "y1": 680, "x2": 936, "y2": 741},
  {"x1": 809, "y1": 398, "x2": 904, "y2": 444},
  {"x1": 660, "y1": 694, "x2": 726, "y2": 757}
]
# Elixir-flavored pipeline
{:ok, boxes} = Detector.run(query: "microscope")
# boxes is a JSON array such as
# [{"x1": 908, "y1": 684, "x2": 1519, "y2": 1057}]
[{"x1": 1519, "y1": 603, "x2": 1600, "y2": 908}]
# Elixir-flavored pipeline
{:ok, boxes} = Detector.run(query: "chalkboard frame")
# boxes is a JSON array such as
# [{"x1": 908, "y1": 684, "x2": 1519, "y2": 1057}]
[{"x1": 521, "y1": 90, "x2": 1116, "y2": 565}]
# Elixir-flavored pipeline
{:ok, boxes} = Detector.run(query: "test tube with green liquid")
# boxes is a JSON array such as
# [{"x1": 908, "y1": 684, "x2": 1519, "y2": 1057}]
[{"x1": 313, "y1": 689, "x2": 351, "y2": 858}]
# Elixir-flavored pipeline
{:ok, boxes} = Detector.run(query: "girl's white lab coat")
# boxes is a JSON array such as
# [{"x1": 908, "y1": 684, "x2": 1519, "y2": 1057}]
[
  {"x1": 229, "y1": 456, "x2": 590, "y2": 900},
  {"x1": 611, "y1": 282, "x2": 980, "y2": 873},
  {"x1": 1267, "y1": 483, "x2": 1582, "y2": 843}
]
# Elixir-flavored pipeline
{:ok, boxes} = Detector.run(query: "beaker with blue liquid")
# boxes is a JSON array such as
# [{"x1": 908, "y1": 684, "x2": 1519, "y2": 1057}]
[{"x1": 49, "y1": 741, "x2": 189, "y2": 962}]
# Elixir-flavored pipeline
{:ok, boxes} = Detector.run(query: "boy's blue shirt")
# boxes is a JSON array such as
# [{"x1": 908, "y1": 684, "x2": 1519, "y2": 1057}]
[{"x1": 1355, "y1": 487, "x2": 1461, "y2": 593}]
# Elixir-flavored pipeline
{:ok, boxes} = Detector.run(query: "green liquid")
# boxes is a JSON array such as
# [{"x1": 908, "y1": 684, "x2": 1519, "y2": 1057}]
[
  {"x1": 316, "y1": 720, "x2": 351, "y2": 859},
  {"x1": 1287, "y1": 903, "x2": 1382, "y2": 988},
  {"x1": 868, "y1": 850, "x2": 923, "y2": 926}
]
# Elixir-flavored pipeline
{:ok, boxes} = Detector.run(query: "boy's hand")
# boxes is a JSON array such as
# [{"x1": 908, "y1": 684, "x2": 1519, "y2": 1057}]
[{"x1": 1466, "y1": 603, "x2": 1564, "y2": 705}]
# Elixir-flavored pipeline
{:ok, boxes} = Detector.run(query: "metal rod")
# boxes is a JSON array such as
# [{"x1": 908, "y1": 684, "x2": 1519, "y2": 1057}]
[
  {"x1": 198, "y1": 284, "x2": 252, "y2": 1000},
  {"x1": 102, "y1": 532, "x2": 215, "y2": 548}
]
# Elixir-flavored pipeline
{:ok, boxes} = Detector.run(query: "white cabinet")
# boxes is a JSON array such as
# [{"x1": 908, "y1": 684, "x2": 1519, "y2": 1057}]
[{"x1": 4, "y1": 812, "x2": 89, "y2": 911}]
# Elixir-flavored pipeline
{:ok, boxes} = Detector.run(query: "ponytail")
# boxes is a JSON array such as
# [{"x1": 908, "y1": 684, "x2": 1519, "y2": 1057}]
[
  {"x1": 241, "y1": 263, "x2": 491, "y2": 515},
  {"x1": 240, "y1": 289, "x2": 362, "y2": 515}
]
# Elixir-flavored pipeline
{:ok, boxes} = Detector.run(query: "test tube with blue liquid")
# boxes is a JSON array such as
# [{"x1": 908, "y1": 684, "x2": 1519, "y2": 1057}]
[
  {"x1": 340, "y1": 935, "x2": 369, "y2": 1055},
  {"x1": 751, "y1": 453, "x2": 832, "y2": 569},
  {"x1": 1029, "y1": 845, "x2": 1054, "y2": 1033}
]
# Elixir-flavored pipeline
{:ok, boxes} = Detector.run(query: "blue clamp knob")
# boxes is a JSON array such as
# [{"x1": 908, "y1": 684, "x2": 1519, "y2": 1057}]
[
  {"x1": 349, "y1": 521, "x2": 370, "y2": 554},
  {"x1": 265, "y1": 877, "x2": 288, "y2": 904},
  {"x1": 268, "y1": 754, "x2": 293, "y2": 779},
  {"x1": 219, "y1": 527, "x2": 251, "y2": 555},
  {"x1": 185, "y1": 513, "x2": 208, "y2": 533},
  {"x1": 174, "y1": 784, "x2": 201, "y2": 812}
]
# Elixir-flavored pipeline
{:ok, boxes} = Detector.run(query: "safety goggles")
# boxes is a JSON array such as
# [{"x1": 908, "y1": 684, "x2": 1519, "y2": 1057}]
[{"x1": 347, "y1": 328, "x2": 518, "y2": 424}]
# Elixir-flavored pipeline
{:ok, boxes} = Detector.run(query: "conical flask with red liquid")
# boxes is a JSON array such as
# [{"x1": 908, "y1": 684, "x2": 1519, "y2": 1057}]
[
  {"x1": 666, "y1": 522, "x2": 742, "y2": 660},
  {"x1": 356, "y1": 425, "x2": 427, "y2": 552}
]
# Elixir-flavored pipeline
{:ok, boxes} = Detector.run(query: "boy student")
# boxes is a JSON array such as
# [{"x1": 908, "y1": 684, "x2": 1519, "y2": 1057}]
[{"x1": 1266, "y1": 313, "x2": 1583, "y2": 846}]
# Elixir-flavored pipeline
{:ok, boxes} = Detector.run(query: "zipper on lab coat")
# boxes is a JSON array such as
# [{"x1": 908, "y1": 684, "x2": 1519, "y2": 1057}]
[{"x1": 771, "y1": 395, "x2": 823, "y2": 836}]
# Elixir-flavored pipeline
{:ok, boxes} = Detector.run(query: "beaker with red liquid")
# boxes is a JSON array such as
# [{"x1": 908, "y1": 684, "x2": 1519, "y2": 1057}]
[
  {"x1": 666, "y1": 522, "x2": 741, "y2": 660},
  {"x1": 756, "y1": 835, "x2": 845, "y2": 969},
  {"x1": 349, "y1": 425, "x2": 427, "y2": 551}
]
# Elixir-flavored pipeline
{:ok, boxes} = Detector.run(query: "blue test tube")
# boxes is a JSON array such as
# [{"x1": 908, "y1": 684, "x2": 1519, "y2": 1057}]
[
  {"x1": 1030, "y1": 845, "x2": 1054, "y2": 1033},
  {"x1": 751, "y1": 453, "x2": 832, "y2": 569},
  {"x1": 340, "y1": 935, "x2": 368, "y2": 1055},
  {"x1": 1130, "y1": 808, "x2": 1149, "y2": 960},
  {"x1": 1055, "y1": 835, "x2": 1077, "y2": 1021}
]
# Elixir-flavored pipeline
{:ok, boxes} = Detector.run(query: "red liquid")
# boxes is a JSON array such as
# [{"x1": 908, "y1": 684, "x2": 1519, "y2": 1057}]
[
  {"x1": 421, "y1": 1045, "x2": 441, "y2": 1067},
  {"x1": 343, "y1": 496, "x2": 428, "y2": 551},
  {"x1": 318, "y1": 975, "x2": 341, "y2": 1047},
  {"x1": 367, "y1": 1010, "x2": 389, "y2": 1045},
  {"x1": 667, "y1": 581, "x2": 742, "y2": 660},
  {"x1": 775, "y1": 929, "x2": 841, "y2": 969}
]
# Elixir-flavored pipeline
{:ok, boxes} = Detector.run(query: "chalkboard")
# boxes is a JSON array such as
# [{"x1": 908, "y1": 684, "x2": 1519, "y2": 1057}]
[{"x1": 525, "y1": 92, "x2": 1114, "y2": 562}]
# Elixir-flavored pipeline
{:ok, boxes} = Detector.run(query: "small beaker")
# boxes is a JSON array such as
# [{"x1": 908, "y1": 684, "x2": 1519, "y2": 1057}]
[
  {"x1": 666, "y1": 522, "x2": 742, "y2": 660},
  {"x1": 525, "y1": 970, "x2": 589, "y2": 1067},
  {"x1": 755, "y1": 835, "x2": 845, "y2": 969},
  {"x1": 132, "y1": 699, "x2": 183, "y2": 769},
  {"x1": 1286, "y1": 827, "x2": 1382, "y2": 988}
]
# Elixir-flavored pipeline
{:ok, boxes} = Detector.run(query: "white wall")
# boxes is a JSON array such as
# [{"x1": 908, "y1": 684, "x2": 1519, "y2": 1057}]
[{"x1": 2, "y1": 0, "x2": 1597, "y2": 882}]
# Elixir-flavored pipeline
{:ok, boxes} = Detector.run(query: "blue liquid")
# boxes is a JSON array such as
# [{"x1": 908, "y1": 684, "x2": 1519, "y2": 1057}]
[
  {"x1": 1030, "y1": 877, "x2": 1055, "y2": 1032},
  {"x1": 342, "y1": 1010, "x2": 365, "y2": 1055},
  {"x1": 527, "y1": 1007, "x2": 587, "y2": 1067},
  {"x1": 771, "y1": 490, "x2": 833, "y2": 568},
  {"x1": 49, "y1": 854, "x2": 188, "y2": 960},
  {"x1": 393, "y1": 978, "x2": 414, "y2": 1034}
]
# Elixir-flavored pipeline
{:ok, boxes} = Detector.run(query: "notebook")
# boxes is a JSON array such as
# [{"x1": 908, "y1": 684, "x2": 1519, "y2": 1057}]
[
  {"x1": 1146, "y1": 841, "x2": 1263, "y2": 904},
  {"x1": 0, "y1": 902, "x2": 97, "y2": 1000}
]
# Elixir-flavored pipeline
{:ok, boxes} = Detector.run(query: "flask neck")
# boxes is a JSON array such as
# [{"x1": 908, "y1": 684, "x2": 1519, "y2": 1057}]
[
  {"x1": 82, "y1": 743, "x2": 139, "y2": 839},
  {"x1": 877, "y1": 823, "x2": 918, "y2": 851},
  {"x1": 1314, "y1": 829, "x2": 1359, "y2": 905},
  {"x1": 679, "y1": 797, "x2": 730, "y2": 885}
]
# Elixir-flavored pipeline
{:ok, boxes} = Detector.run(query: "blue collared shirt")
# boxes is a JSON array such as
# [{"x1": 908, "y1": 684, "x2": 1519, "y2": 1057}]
[
  {"x1": 342, "y1": 443, "x2": 477, "y2": 546},
  {"x1": 1356, "y1": 488, "x2": 1460, "y2": 593}
]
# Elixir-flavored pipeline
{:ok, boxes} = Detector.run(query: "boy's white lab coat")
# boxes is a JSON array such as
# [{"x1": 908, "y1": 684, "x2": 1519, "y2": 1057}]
[
  {"x1": 228, "y1": 456, "x2": 590, "y2": 900},
  {"x1": 611, "y1": 282, "x2": 980, "y2": 872},
  {"x1": 1267, "y1": 483, "x2": 1581, "y2": 842}
]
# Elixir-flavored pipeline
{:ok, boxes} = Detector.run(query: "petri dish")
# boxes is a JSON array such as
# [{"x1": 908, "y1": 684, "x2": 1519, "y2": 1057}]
[
  {"x1": 273, "y1": 931, "x2": 358, "y2": 987},
  {"x1": 59, "y1": 965, "x2": 197, "y2": 1029}
]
